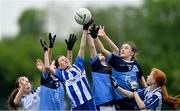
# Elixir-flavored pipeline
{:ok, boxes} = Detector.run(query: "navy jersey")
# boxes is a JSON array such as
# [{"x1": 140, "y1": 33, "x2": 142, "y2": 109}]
[
  {"x1": 90, "y1": 55, "x2": 114, "y2": 106},
  {"x1": 106, "y1": 53, "x2": 143, "y2": 100},
  {"x1": 55, "y1": 56, "x2": 93, "y2": 108},
  {"x1": 138, "y1": 87, "x2": 162, "y2": 110},
  {"x1": 40, "y1": 72, "x2": 64, "y2": 110}
]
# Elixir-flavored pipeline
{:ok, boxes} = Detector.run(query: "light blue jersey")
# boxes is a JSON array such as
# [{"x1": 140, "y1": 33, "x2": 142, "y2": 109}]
[
  {"x1": 106, "y1": 53, "x2": 143, "y2": 100},
  {"x1": 90, "y1": 55, "x2": 114, "y2": 106},
  {"x1": 55, "y1": 56, "x2": 94, "y2": 109},
  {"x1": 39, "y1": 72, "x2": 64, "y2": 110}
]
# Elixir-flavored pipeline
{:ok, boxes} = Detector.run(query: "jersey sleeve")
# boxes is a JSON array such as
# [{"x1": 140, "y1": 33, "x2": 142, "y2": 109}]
[
  {"x1": 90, "y1": 55, "x2": 102, "y2": 72},
  {"x1": 21, "y1": 93, "x2": 40, "y2": 110},
  {"x1": 105, "y1": 52, "x2": 113, "y2": 63},
  {"x1": 35, "y1": 87, "x2": 41, "y2": 96},
  {"x1": 74, "y1": 56, "x2": 84, "y2": 71},
  {"x1": 55, "y1": 68, "x2": 63, "y2": 79},
  {"x1": 144, "y1": 94, "x2": 160, "y2": 109},
  {"x1": 138, "y1": 88, "x2": 146, "y2": 100},
  {"x1": 106, "y1": 53, "x2": 123, "y2": 69},
  {"x1": 21, "y1": 97, "x2": 33, "y2": 110}
]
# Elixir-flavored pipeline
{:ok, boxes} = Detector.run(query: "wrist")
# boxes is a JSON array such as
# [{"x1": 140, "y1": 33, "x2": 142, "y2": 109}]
[
  {"x1": 115, "y1": 84, "x2": 118, "y2": 89},
  {"x1": 83, "y1": 29, "x2": 88, "y2": 32},
  {"x1": 132, "y1": 89, "x2": 137, "y2": 92},
  {"x1": 102, "y1": 33, "x2": 107, "y2": 38}
]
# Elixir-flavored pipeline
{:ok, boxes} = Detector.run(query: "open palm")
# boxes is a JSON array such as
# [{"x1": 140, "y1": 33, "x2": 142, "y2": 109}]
[
  {"x1": 97, "y1": 25, "x2": 106, "y2": 37},
  {"x1": 36, "y1": 59, "x2": 44, "y2": 71}
]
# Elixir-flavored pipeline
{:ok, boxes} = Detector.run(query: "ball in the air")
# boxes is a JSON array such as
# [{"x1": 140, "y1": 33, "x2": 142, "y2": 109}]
[{"x1": 74, "y1": 8, "x2": 92, "y2": 25}]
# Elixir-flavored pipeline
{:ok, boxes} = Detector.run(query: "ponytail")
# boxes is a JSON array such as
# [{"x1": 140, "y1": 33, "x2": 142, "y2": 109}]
[
  {"x1": 7, "y1": 77, "x2": 20, "y2": 110},
  {"x1": 152, "y1": 68, "x2": 180, "y2": 109},
  {"x1": 161, "y1": 85, "x2": 180, "y2": 109},
  {"x1": 7, "y1": 89, "x2": 19, "y2": 110}
]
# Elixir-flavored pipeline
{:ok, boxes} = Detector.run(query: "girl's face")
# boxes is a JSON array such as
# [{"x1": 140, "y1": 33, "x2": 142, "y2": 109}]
[
  {"x1": 18, "y1": 76, "x2": 31, "y2": 94},
  {"x1": 58, "y1": 56, "x2": 70, "y2": 70},
  {"x1": 98, "y1": 53, "x2": 105, "y2": 62},
  {"x1": 120, "y1": 43, "x2": 134, "y2": 60},
  {"x1": 147, "y1": 71, "x2": 155, "y2": 85}
]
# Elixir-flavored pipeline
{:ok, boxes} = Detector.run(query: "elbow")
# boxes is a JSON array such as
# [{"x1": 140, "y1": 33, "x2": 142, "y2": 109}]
[
  {"x1": 139, "y1": 106, "x2": 146, "y2": 110},
  {"x1": 80, "y1": 46, "x2": 85, "y2": 50},
  {"x1": 98, "y1": 47, "x2": 105, "y2": 53},
  {"x1": 126, "y1": 93, "x2": 134, "y2": 98},
  {"x1": 44, "y1": 65, "x2": 51, "y2": 70},
  {"x1": 14, "y1": 100, "x2": 20, "y2": 107}
]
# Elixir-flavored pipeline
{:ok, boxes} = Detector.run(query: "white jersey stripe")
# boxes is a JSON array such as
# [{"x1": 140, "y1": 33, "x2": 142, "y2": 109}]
[
  {"x1": 72, "y1": 81, "x2": 84, "y2": 105},
  {"x1": 81, "y1": 78, "x2": 92, "y2": 100}
]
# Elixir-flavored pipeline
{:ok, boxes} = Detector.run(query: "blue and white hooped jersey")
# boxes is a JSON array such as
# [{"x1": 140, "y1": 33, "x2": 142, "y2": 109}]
[
  {"x1": 55, "y1": 56, "x2": 93, "y2": 108},
  {"x1": 106, "y1": 53, "x2": 144, "y2": 99},
  {"x1": 90, "y1": 55, "x2": 114, "y2": 106},
  {"x1": 40, "y1": 72, "x2": 64, "y2": 110},
  {"x1": 138, "y1": 87, "x2": 162, "y2": 110}
]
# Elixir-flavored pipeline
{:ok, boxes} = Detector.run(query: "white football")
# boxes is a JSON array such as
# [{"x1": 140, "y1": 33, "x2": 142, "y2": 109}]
[{"x1": 74, "y1": 8, "x2": 92, "y2": 25}]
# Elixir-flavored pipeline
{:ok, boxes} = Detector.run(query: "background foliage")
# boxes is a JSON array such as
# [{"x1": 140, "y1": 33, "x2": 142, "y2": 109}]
[{"x1": 0, "y1": 0, "x2": 180, "y2": 109}]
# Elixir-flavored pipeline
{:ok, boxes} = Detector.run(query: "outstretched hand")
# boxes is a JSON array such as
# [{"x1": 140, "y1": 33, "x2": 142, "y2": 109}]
[
  {"x1": 65, "y1": 34, "x2": 77, "y2": 50},
  {"x1": 36, "y1": 59, "x2": 44, "y2": 72},
  {"x1": 130, "y1": 81, "x2": 138, "y2": 92},
  {"x1": 97, "y1": 25, "x2": 106, "y2": 37},
  {"x1": 40, "y1": 38, "x2": 48, "y2": 51},
  {"x1": 83, "y1": 17, "x2": 94, "y2": 30},
  {"x1": 19, "y1": 77, "x2": 26, "y2": 89},
  {"x1": 49, "y1": 33, "x2": 56, "y2": 48},
  {"x1": 109, "y1": 76, "x2": 118, "y2": 88},
  {"x1": 89, "y1": 24, "x2": 99, "y2": 39}
]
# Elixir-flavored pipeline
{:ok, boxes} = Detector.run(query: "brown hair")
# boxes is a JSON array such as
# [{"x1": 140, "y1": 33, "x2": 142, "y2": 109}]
[
  {"x1": 54, "y1": 55, "x2": 63, "y2": 68},
  {"x1": 119, "y1": 41, "x2": 137, "y2": 60},
  {"x1": 152, "y1": 68, "x2": 180, "y2": 109},
  {"x1": 7, "y1": 77, "x2": 20, "y2": 110}
]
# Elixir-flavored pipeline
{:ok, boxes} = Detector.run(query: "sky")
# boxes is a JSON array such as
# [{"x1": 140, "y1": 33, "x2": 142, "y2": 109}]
[{"x1": 0, "y1": 0, "x2": 143, "y2": 39}]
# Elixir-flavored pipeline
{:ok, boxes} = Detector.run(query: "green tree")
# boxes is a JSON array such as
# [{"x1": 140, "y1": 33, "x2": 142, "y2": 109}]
[{"x1": 18, "y1": 9, "x2": 46, "y2": 37}]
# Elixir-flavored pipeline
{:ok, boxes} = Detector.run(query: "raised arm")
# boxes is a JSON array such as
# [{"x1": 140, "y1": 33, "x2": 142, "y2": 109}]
[
  {"x1": 78, "y1": 30, "x2": 87, "y2": 58},
  {"x1": 87, "y1": 35, "x2": 97, "y2": 58},
  {"x1": 89, "y1": 24, "x2": 110, "y2": 58},
  {"x1": 14, "y1": 77, "x2": 26, "y2": 106},
  {"x1": 48, "y1": 33, "x2": 56, "y2": 63},
  {"x1": 40, "y1": 38, "x2": 56, "y2": 75},
  {"x1": 65, "y1": 34, "x2": 77, "y2": 64},
  {"x1": 87, "y1": 25, "x2": 99, "y2": 58},
  {"x1": 78, "y1": 18, "x2": 94, "y2": 58},
  {"x1": 94, "y1": 37, "x2": 110, "y2": 58},
  {"x1": 97, "y1": 25, "x2": 119, "y2": 54},
  {"x1": 140, "y1": 76, "x2": 147, "y2": 88}
]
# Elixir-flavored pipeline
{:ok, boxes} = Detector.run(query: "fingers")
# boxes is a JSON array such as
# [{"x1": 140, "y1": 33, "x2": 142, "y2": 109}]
[
  {"x1": 40, "y1": 38, "x2": 43, "y2": 46},
  {"x1": 102, "y1": 25, "x2": 104, "y2": 30},
  {"x1": 53, "y1": 35, "x2": 56, "y2": 40},
  {"x1": 65, "y1": 39, "x2": 68, "y2": 44},
  {"x1": 36, "y1": 59, "x2": 43, "y2": 64}
]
